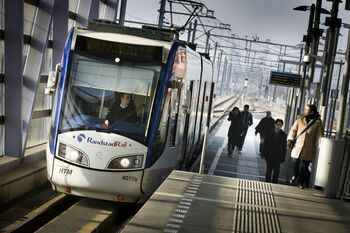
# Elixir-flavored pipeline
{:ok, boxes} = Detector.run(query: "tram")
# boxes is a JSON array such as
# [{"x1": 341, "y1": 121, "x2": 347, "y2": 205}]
[{"x1": 45, "y1": 21, "x2": 214, "y2": 203}]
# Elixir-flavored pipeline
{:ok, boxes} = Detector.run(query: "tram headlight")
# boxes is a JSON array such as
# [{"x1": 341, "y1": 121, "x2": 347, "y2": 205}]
[
  {"x1": 107, "y1": 155, "x2": 143, "y2": 170},
  {"x1": 58, "y1": 143, "x2": 89, "y2": 166}
]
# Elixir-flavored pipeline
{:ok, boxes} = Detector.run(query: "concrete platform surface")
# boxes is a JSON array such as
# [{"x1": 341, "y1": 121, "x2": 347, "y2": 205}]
[{"x1": 121, "y1": 170, "x2": 350, "y2": 233}]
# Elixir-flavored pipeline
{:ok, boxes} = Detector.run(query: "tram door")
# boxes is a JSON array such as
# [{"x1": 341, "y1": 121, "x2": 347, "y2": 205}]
[
  {"x1": 169, "y1": 86, "x2": 183, "y2": 166},
  {"x1": 181, "y1": 81, "x2": 194, "y2": 167}
]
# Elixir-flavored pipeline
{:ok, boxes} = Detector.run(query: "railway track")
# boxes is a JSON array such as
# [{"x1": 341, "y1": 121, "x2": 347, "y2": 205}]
[
  {"x1": 0, "y1": 186, "x2": 141, "y2": 233},
  {"x1": 210, "y1": 93, "x2": 241, "y2": 128},
  {"x1": 2, "y1": 194, "x2": 80, "y2": 233}
]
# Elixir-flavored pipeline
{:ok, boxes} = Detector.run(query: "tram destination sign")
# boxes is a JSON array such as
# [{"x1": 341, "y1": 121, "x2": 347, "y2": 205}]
[
  {"x1": 269, "y1": 71, "x2": 301, "y2": 88},
  {"x1": 75, "y1": 35, "x2": 163, "y2": 62}
]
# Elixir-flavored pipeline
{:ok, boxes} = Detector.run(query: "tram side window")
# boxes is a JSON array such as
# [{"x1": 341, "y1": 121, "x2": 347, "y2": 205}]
[
  {"x1": 152, "y1": 90, "x2": 171, "y2": 163},
  {"x1": 169, "y1": 89, "x2": 180, "y2": 147},
  {"x1": 168, "y1": 47, "x2": 186, "y2": 147}
]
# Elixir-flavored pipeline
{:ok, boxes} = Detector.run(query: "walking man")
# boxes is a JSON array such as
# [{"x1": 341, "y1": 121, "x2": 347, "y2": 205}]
[
  {"x1": 262, "y1": 119, "x2": 287, "y2": 183},
  {"x1": 239, "y1": 104, "x2": 253, "y2": 153},
  {"x1": 255, "y1": 111, "x2": 275, "y2": 156}
]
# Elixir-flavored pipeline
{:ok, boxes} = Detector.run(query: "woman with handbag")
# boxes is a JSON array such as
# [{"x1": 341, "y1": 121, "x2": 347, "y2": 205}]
[{"x1": 287, "y1": 104, "x2": 324, "y2": 189}]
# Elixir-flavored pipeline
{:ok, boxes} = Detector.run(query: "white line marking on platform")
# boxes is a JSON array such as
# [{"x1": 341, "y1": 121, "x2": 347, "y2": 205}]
[{"x1": 208, "y1": 137, "x2": 227, "y2": 175}]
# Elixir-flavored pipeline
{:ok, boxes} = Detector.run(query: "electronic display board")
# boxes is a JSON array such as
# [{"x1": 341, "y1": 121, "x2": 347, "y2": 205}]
[
  {"x1": 270, "y1": 71, "x2": 301, "y2": 88},
  {"x1": 74, "y1": 35, "x2": 163, "y2": 62}
]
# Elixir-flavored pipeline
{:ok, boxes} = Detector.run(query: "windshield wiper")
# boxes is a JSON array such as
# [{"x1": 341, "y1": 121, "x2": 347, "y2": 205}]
[
  {"x1": 96, "y1": 123, "x2": 118, "y2": 133},
  {"x1": 64, "y1": 126, "x2": 95, "y2": 132}
]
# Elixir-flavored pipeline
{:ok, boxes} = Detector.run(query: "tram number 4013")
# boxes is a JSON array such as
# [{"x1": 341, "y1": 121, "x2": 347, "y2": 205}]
[{"x1": 122, "y1": 175, "x2": 138, "y2": 182}]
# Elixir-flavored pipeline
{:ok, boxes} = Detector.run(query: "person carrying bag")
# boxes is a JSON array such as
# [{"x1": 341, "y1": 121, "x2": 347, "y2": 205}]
[
  {"x1": 287, "y1": 118, "x2": 317, "y2": 151},
  {"x1": 287, "y1": 104, "x2": 324, "y2": 189}
]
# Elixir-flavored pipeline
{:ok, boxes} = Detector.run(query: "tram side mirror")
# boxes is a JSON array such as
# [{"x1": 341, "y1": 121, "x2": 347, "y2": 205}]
[{"x1": 45, "y1": 63, "x2": 62, "y2": 95}]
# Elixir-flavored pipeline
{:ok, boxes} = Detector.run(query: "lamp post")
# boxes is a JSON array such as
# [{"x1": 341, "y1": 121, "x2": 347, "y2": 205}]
[
  {"x1": 293, "y1": 4, "x2": 315, "y2": 113},
  {"x1": 308, "y1": 0, "x2": 330, "y2": 85},
  {"x1": 293, "y1": 1, "x2": 330, "y2": 112},
  {"x1": 319, "y1": 0, "x2": 341, "y2": 123},
  {"x1": 158, "y1": 0, "x2": 167, "y2": 28}
]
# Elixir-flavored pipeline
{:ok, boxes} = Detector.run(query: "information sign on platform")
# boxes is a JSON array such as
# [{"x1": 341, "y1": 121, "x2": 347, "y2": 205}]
[{"x1": 270, "y1": 71, "x2": 301, "y2": 87}]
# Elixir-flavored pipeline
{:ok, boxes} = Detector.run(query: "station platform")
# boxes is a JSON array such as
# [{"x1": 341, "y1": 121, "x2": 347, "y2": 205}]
[
  {"x1": 121, "y1": 170, "x2": 350, "y2": 233},
  {"x1": 121, "y1": 109, "x2": 350, "y2": 233}
]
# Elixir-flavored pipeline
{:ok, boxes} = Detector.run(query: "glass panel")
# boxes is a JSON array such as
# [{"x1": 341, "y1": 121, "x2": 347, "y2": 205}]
[
  {"x1": 26, "y1": 117, "x2": 50, "y2": 148},
  {"x1": 34, "y1": 83, "x2": 52, "y2": 111},
  {"x1": 331, "y1": 63, "x2": 343, "y2": 89},
  {"x1": 24, "y1": 3, "x2": 37, "y2": 35},
  {"x1": 23, "y1": 44, "x2": 30, "y2": 68},
  {"x1": 69, "y1": 0, "x2": 79, "y2": 13},
  {"x1": 0, "y1": 72, "x2": 3, "y2": 116},
  {"x1": 40, "y1": 48, "x2": 52, "y2": 75},
  {"x1": 28, "y1": 48, "x2": 53, "y2": 149},
  {"x1": 0, "y1": 0, "x2": 4, "y2": 30},
  {"x1": 0, "y1": 0, "x2": 3, "y2": 155},
  {"x1": 0, "y1": 125, "x2": 3, "y2": 156},
  {"x1": 313, "y1": 67, "x2": 322, "y2": 83},
  {"x1": 0, "y1": 40, "x2": 3, "y2": 73},
  {"x1": 0, "y1": 80, "x2": 3, "y2": 156},
  {"x1": 58, "y1": 52, "x2": 161, "y2": 143},
  {"x1": 73, "y1": 57, "x2": 156, "y2": 95},
  {"x1": 48, "y1": 21, "x2": 53, "y2": 40},
  {"x1": 99, "y1": 1, "x2": 105, "y2": 19}
]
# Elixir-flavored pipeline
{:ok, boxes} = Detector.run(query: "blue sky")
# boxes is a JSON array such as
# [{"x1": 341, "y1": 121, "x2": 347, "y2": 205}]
[{"x1": 126, "y1": 0, "x2": 350, "y2": 50}]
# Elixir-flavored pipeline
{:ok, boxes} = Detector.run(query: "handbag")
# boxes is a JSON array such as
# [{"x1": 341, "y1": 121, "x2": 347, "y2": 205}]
[{"x1": 289, "y1": 118, "x2": 318, "y2": 150}]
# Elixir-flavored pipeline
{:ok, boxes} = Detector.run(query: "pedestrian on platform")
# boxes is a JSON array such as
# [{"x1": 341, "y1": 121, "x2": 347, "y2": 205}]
[
  {"x1": 227, "y1": 107, "x2": 244, "y2": 157},
  {"x1": 238, "y1": 104, "x2": 253, "y2": 153},
  {"x1": 255, "y1": 111, "x2": 275, "y2": 156},
  {"x1": 262, "y1": 119, "x2": 287, "y2": 183},
  {"x1": 287, "y1": 104, "x2": 324, "y2": 189}
]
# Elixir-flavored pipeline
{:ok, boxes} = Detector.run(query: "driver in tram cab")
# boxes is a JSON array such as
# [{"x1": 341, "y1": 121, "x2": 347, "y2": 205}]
[{"x1": 102, "y1": 93, "x2": 138, "y2": 127}]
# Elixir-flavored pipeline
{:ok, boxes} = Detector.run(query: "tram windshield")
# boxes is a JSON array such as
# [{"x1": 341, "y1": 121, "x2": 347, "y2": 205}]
[{"x1": 58, "y1": 52, "x2": 161, "y2": 143}]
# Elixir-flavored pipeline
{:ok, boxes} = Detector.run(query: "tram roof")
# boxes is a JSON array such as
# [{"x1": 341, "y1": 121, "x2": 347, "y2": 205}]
[{"x1": 75, "y1": 20, "x2": 175, "y2": 49}]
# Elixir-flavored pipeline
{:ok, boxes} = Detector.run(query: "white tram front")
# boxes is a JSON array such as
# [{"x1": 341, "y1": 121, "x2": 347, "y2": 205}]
[{"x1": 46, "y1": 21, "x2": 214, "y2": 203}]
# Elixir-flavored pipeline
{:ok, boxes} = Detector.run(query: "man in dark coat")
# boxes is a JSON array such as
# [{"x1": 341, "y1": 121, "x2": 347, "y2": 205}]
[
  {"x1": 238, "y1": 104, "x2": 253, "y2": 153},
  {"x1": 103, "y1": 93, "x2": 137, "y2": 127},
  {"x1": 255, "y1": 111, "x2": 275, "y2": 155},
  {"x1": 227, "y1": 107, "x2": 244, "y2": 157},
  {"x1": 262, "y1": 119, "x2": 287, "y2": 183}
]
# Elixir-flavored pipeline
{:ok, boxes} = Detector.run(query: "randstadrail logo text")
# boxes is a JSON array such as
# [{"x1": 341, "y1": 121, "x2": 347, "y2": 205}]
[{"x1": 77, "y1": 134, "x2": 128, "y2": 147}]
